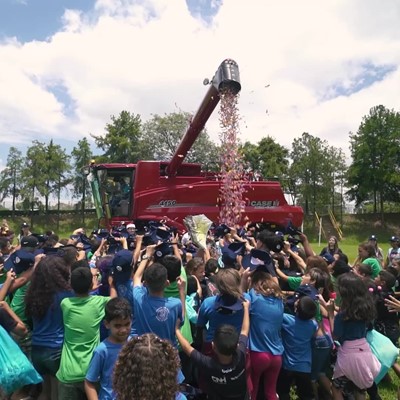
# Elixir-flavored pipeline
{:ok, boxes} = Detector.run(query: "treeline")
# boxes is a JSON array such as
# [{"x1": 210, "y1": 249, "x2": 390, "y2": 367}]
[{"x1": 1, "y1": 105, "x2": 399, "y2": 218}]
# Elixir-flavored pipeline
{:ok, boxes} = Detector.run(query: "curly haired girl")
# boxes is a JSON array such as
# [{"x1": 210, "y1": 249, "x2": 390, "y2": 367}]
[
  {"x1": 25, "y1": 256, "x2": 73, "y2": 400},
  {"x1": 113, "y1": 333, "x2": 183, "y2": 400}
]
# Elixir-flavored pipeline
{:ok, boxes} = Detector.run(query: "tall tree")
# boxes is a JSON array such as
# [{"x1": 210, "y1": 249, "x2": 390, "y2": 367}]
[
  {"x1": 43, "y1": 140, "x2": 71, "y2": 212},
  {"x1": 289, "y1": 132, "x2": 343, "y2": 215},
  {"x1": 347, "y1": 105, "x2": 400, "y2": 219},
  {"x1": 92, "y1": 111, "x2": 143, "y2": 163},
  {"x1": 71, "y1": 137, "x2": 93, "y2": 223},
  {"x1": 21, "y1": 140, "x2": 47, "y2": 213},
  {"x1": 0, "y1": 147, "x2": 23, "y2": 212},
  {"x1": 21, "y1": 140, "x2": 70, "y2": 213},
  {"x1": 141, "y1": 112, "x2": 220, "y2": 168}
]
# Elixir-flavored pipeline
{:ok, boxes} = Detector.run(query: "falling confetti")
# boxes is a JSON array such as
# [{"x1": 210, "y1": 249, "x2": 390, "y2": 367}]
[{"x1": 218, "y1": 88, "x2": 246, "y2": 226}]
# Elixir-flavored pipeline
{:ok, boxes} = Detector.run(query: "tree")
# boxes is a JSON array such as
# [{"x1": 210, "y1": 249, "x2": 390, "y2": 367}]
[
  {"x1": 92, "y1": 111, "x2": 143, "y2": 163},
  {"x1": 71, "y1": 137, "x2": 93, "y2": 223},
  {"x1": 0, "y1": 147, "x2": 23, "y2": 212},
  {"x1": 241, "y1": 136, "x2": 289, "y2": 179},
  {"x1": 43, "y1": 140, "x2": 71, "y2": 212},
  {"x1": 141, "y1": 112, "x2": 220, "y2": 168},
  {"x1": 347, "y1": 105, "x2": 400, "y2": 220},
  {"x1": 289, "y1": 132, "x2": 344, "y2": 215},
  {"x1": 21, "y1": 140, "x2": 70, "y2": 213},
  {"x1": 21, "y1": 140, "x2": 47, "y2": 213}
]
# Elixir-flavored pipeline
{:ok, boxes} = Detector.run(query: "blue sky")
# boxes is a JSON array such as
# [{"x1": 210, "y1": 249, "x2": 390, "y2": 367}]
[
  {"x1": 0, "y1": 0, "x2": 220, "y2": 42},
  {"x1": 0, "y1": 0, "x2": 95, "y2": 42},
  {"x1": 0, "y1": 0, "x2": 399, "y2": 193}
]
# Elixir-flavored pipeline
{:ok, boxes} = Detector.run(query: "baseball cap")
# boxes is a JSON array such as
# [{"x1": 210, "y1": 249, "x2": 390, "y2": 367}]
[
  {"x1": 111, "y1": 250, "x2": 133, "y2": 284},
  {"x1": 242, "y1": 249, "x2": 272, "y2": 271},
  {"x1": 220, "y1": 242, "x2": 245, "y2": 267},
  {"x1": 4, "y1": 250, "x2": 35, "y2": 274},
  {"x1": 390, "y1": 236, "x2": 400, "y2": 242},
  {"x1": 20, "y1": 235, "x2": 39, "y2": 248},
  {"x1": 321, "y1": 253, "x2": 335, "y2": 265},
  {"x1": 154, "y1": 242, "x2": 174, "y2": 260},
  {"x1": 21, "y1": 222, "x2": 30, "y2": 229},
  {"x1": 214, "y1": 224, "x2": 230, "y2": 238},
  {"x1": 369, "y1": 235, "x2": 377, "y2": 241},
  {"x1": 126, "y1": 223, "x2": 136, "y2": 229}
]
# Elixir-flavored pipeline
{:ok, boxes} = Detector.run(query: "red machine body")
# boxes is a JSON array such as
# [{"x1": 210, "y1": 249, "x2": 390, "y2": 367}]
[{"x1": 88, "y1": 59, "x2": 303, "y2": 231}]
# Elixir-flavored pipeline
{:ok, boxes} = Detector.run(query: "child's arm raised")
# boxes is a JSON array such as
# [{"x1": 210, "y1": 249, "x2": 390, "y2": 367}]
[
  {"x1": 0, "y1": 269, "x2": 16, "y2": 301},
  {"x1": 177, "y1": 275, "x2": 186, "y2": 322},
  {"x1": 241, "y1": 300, "x2": 250, "y2": 337},
  {"x1": 175, "y1": 320, "x2": 194, "y2": 357},
  {"x1": 133, "y1": 244, "x2": 156, "y2": 287}
]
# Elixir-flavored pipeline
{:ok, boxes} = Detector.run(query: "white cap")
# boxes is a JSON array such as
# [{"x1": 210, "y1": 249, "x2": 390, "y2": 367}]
[{"x1": 126, "y1": 223, "x2": 136, "y2": 229}]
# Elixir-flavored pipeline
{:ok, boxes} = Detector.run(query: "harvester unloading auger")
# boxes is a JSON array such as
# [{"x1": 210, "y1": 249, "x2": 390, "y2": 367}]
[
  {"x1": 166, "y1": 59, "x2": 241, "y2": 177},
  {"x1": 87, "y1": 59, "x2": 303, "y2": 231}
]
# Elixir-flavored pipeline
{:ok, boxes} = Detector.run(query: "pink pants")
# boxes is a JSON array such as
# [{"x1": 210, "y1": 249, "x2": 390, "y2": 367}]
[{"x1": 250, "y1": 351, "x2": 282, "y2": 400}]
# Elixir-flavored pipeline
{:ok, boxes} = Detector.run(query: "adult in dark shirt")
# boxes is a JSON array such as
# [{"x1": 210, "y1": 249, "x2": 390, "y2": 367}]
[{"x1": 176, "y1": 300, "x2": 250, "y2": 400}]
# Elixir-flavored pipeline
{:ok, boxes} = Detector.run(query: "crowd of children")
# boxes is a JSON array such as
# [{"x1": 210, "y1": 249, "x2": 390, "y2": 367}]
[{"x1": 0, "y1": 220, "x2": 400, "y2": 400}]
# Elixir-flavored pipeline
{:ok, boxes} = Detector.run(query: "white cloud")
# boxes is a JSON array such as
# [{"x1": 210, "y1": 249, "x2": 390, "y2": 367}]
[{"x1": 0, "y1": 0, "x2": 399, "y2": 163}]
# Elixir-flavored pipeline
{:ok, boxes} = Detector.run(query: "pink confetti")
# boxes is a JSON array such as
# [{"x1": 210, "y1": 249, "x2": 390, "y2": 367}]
[{"x1": 218, "y1": 88, "x2": 246, "y2": 226}]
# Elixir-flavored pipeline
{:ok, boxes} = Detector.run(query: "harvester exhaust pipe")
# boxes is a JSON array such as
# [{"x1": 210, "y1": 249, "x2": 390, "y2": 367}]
[{"x1": 166, "y1": 59, "x2": 241, "y2": 177}]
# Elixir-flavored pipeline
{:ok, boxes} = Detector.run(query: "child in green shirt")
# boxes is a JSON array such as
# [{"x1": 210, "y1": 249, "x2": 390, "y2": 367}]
[{"x1": 57, "y1": 267, "x2": 116, "y2": 400}]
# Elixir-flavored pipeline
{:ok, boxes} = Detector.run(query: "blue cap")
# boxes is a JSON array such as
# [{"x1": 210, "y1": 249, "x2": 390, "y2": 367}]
[
  {"x1": 220, "y1": 242, "x2": 245, "y2": 267},
  {"x1": 242, "y1": 249, "x2": 272, "y2": 271},
  {"x1": 111, "y1": 250, "x2": 133, "y2": 283},
  {"x1": 4, "y1": 250, "x2": 35, "y2": 274},
  {"x1": 92, "y1": 229, "x2": 109, "y2": 239},
  {"x1": 214, "y1": 224, "x2": 230, "y2": 238},
  {"x1": 321, "y1": 253, "x2": 335, "y2": 265},
  {"x1": 154, "y1": 242, "x2": 174, "y2": 260}
]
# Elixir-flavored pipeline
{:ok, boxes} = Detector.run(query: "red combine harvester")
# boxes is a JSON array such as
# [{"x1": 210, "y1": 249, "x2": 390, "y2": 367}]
[{"x1": 87, "y1": 59, "x2": 303, "y2": 231}]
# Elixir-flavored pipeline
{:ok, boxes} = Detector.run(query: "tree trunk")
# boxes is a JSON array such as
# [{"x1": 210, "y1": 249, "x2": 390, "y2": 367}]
[{"x1": 12, "y1": 169, "x2": 16, "y2": 215}]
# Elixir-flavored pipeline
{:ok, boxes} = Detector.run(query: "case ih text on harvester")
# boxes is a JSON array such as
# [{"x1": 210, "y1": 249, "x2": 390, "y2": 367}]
[{"x1": 86, "y1": 59, "x2": 303, "y2": 232}]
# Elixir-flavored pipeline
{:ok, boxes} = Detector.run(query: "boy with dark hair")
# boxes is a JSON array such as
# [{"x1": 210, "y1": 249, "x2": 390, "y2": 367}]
[
  {"x1": 85, "y1": 297, "x2": 132, "y2": 400},
  {"x1": 160, "y1": 254, "x2": 182, "y2": 283},
  {"x1": 277, "y1": 296, "x2": 318, "y2": 400},
  {"x1": 132, "y1": 245, "x2": 184, "y2": 347},
  {"x1": 176, "y1": 300, "x2": 250, "y2": 400},
  {"x1": 57, "y1": 267, "x2": 116, "y2": 400}
]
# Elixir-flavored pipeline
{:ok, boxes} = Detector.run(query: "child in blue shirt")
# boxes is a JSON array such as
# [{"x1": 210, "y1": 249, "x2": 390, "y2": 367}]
[
  {"x1": 85, "y1": 297, "x2": 132, "y2": 400},
  {"x1": 277, "y1": 296, "x2": 318, "y2": 400},
  {"x1": 132, "y1": 245, "x2": 184, "y2": 346}
]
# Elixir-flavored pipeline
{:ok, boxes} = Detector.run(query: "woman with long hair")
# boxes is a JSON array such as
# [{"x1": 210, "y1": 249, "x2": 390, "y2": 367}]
[
  {"x1": 328, "y1": 273, "x2": 380, "y2": 400},
  {"x1": 242, "y1": 269, "x2": 284, "y2": 400},
  {"x1": 113, "y1": 333, "x2": 183, "y2": 400},
  {"x1": 25, "y1": 256, "x2": 73, "y2": 400},
  {"x1": 319, "y1": 236, "x2": 342, "y2": 257}
]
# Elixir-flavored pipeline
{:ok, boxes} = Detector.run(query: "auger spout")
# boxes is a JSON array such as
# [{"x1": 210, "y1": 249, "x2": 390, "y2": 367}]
[{"x1": 166, "y1": 59, "x2": 241, "y2": 177}]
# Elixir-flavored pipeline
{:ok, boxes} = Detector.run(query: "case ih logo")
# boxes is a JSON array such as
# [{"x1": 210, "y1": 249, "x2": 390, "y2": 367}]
[{"x1": 249, "y1": 200, "x2": 279, "y2": 208}]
